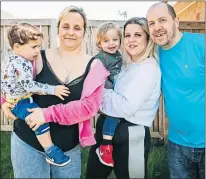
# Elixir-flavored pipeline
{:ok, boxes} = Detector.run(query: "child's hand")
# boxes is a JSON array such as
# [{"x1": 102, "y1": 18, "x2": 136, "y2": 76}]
[{"x1": 55, "y1": 85, "x2": 70, "y2": 100}]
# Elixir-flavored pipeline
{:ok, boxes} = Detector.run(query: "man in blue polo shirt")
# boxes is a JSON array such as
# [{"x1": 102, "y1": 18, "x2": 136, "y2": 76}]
[{"x1": 147, "y1": 2, "x2": 205, "y2": 179}]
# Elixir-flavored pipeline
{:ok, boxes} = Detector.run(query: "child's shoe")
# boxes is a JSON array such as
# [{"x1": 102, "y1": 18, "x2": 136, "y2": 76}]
[
  {"x1": 96, "y1": 144, "x2": 114, "y2": 167},
  {"x1": 45, "y1": 145, "x2": 71, "y2": 167}
]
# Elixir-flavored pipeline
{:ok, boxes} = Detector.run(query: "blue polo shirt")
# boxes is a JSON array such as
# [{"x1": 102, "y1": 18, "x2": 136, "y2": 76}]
[{"x1": 159, "y1": 32, "x2": 205, "y2": 148}]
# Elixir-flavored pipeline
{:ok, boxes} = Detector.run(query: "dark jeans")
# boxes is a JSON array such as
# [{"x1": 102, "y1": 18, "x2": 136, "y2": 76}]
[
  {"x1": 168, "y1": 140, "x2": 205, "y2": 179},
  {"x1": 102, "y1": 116, "x2": 119, "y2": 136},
  {"x1": 12, "y1": 98, "x2": 50, "y2": 135}
]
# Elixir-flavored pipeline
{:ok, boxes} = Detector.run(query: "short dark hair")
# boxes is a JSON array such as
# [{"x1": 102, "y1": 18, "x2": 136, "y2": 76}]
[{"x1": 165, "y1": 3, "x2": 176, "y2": 19}]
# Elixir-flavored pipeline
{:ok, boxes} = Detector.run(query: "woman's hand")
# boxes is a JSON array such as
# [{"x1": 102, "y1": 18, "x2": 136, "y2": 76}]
[
  {"x1": 25, "y1": 108, "x2": 46, "y2": 131},
  {"x1": 1, "y1": 102, "x2": 17, "y2": 120}
]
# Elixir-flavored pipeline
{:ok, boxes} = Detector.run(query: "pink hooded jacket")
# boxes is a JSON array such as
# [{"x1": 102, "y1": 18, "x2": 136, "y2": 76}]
[{"x1": 43, "y1": 60, "x2": 109, "y2": 147}]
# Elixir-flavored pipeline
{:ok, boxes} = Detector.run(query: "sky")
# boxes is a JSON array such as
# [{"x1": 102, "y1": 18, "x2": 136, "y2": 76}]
[{"x1": 2, "y1": 1, "x2": 176, "y2": 20}]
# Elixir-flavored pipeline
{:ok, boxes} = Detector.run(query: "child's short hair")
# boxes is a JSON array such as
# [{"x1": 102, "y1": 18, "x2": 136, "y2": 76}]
[
  {"x1": 96, "y1": 22, "x2": 122, "y2": 51},
  {"x1": 7, "y1": 23, "x2": 43, "y2": 49}
]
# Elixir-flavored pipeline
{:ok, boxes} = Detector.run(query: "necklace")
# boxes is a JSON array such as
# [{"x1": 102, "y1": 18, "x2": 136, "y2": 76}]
[{"x1": 56, "y1": 48, "x2": 71, "y2": 83}]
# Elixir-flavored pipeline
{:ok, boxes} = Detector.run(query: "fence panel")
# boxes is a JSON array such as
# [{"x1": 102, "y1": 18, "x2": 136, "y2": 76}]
[{"x1": 1, "y1": 19, "x2": 204, "y2": 142}]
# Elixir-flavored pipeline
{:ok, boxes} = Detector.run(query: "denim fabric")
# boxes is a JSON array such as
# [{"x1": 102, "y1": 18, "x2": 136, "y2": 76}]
[
  {"x1": 102, "y1": 116, "x2": 119, "y2": 136},
  {"x1": 12, "y1": 98, "x2": 50, "y2": 135},
  {"x1": 11, "y1": 132, "x2": 81, "y2": 178},
  {"x1": 168, "y1": 140, "x2": 205, "y2": 179}
]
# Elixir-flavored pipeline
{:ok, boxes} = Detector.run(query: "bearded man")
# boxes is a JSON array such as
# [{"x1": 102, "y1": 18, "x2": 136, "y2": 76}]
[{"x1": 147, "y1": 3, "x2": 205, "y2": 179}]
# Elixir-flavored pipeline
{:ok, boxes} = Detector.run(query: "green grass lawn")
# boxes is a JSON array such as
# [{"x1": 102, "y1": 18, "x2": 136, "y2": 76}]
[{"x1": 1, "y1": 132, "x2": 169, "y2": 179}]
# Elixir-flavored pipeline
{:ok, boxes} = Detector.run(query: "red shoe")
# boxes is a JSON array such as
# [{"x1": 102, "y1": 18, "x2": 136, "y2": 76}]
[{"x1": 96, "y1": 144, "x2": 114, "y2": 167}]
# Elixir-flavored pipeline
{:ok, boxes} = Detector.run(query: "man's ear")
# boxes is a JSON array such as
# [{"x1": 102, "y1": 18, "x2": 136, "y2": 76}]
[
  {"x1": 174, "y1": 17, "x2": 180, "y2": 29},
  {"x1": 13, "y1": 43, "x2": 20, "y2": 51}
]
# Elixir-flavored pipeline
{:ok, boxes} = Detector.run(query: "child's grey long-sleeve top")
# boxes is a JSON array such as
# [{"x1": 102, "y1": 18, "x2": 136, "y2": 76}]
[
  {"x1": 101, "y1": 57, "x2": 161, "y2": 127},
  {"x1": 94, "y1": 51, "x2": 122, "y2": 89},
  {"x1": 1, "y1": 55, "x2": 56, "y2": 101}
]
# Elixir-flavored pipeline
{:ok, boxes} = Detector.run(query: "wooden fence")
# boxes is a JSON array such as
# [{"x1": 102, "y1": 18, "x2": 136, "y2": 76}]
[{"x1": 1, "y1": 19, "x2": 205, "y2": 143}]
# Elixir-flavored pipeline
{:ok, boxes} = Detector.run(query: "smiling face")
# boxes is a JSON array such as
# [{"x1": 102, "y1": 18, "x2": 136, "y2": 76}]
[
  {"x1": 99, "y1": 28, "x2": 121, "y2": 54},
  {"x1": 58, "y1": 12, "x2": 85, "y2": 50},
  {"x1": 124, "y1": 24, "x2": 148, "y2": 61},
  {"x1": 147, "y1": 4, "x2": 179, "y2": 48}
]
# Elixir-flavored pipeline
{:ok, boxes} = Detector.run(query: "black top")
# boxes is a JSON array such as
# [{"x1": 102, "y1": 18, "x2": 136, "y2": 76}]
[{"x1": 13, "y1": 50, "x2": 95, "y2": 152}]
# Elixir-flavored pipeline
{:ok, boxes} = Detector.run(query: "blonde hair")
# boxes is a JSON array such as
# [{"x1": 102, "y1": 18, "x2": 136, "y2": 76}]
[
  {"x1": 7, "y1": 23, "x2": 43, "y2": 49},
  {"x1": 96, "y1": 22, "x2": 122, "y2": 51},
  {"x1": 122, "y1": 17, "x2": 158, "y2": 67},
  {"x1": 57, "y1": 6, "x2": 87, "y2": 34}
]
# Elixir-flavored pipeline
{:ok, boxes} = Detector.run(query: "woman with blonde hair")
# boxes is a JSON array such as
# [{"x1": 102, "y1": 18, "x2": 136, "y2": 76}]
[
  {"x1": 86, "y1": 17, "x2": 161, "y2": 179},
  {"x1": 1, "y1": 6, "x2": 109, "y2": 178}
]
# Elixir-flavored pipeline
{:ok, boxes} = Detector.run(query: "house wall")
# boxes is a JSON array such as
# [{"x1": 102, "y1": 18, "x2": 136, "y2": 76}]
[{"x1": 174, "y1": 1, "x2": 205, "y2": 21}]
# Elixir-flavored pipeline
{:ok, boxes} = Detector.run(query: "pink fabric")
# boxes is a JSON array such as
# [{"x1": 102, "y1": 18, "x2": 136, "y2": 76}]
[
  {"x1": 32, "y1": 60, "x2": 36, "y2": 79},
  {"x1": 0, "y1": 96, "x2": 6, "y2": 105},
  {"x1": 43, "y1": 60, "x2": 110, "y2": 147}
]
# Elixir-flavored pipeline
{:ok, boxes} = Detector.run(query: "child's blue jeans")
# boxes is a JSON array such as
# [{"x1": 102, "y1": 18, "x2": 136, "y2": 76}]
[
  {"x1": 12, "y1": 97, "x2": 50, "y2": 135},
  {"x1": 102, "y1": 116, "x2": 119, "y2": 136}
]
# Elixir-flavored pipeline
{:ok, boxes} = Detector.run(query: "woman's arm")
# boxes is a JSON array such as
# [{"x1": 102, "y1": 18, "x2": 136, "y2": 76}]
[
  {"x1": 101, "y1": 62, "x2": 160, "y2": 118},
  {"x1": 27, "y1": 60, "x2": 109, "y2": 127},
  {"x1": 44, "y1": 60, "x2": 109, "y2": 125},
  {"x1": 44, "y1": 85, "x2": 104, "y2": 125}
]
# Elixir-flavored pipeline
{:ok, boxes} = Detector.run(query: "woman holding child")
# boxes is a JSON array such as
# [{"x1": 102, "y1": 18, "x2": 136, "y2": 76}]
[
  {"x1": 2, "y1": 7, "x2": 161, "y2": 179},
  {"x1": 1, "y1": 6, "x2": 109, "y2": 178},
  {"x1": 86, "y1": 17, "x2": 161, "y2": 179}
]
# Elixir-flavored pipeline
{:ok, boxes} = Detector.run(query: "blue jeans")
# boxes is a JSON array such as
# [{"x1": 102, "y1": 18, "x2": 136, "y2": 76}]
[
  {"x1": 102, "y1": 116, "x2": 119, "y2": 136},
  {"x1": 11, "y1": 132, "x2": 81, "y2": 178},
  {"x1": 168, "y1": 140, "x2": 205, "y2": 179},
  {"x1": 12, "y1": 98, "x2": 49, "y2": 135}
]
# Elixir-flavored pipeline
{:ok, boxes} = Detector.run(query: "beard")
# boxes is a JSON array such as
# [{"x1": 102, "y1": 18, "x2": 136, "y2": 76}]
[
  {"x1": 161, "y1": 24, "x2": 177, "y2": 49},
  {"x1": 152, "y1": 23, "x2": 177, "y2": 49}
]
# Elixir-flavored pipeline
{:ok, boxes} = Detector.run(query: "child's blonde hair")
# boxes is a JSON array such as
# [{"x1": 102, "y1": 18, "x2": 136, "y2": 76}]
[
  {"x1": 7, "y1": 23, "x2": 43, "y2": 49},
  {"x1": 96, "y1": 22, "x2": 122, "y2": 51}
]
